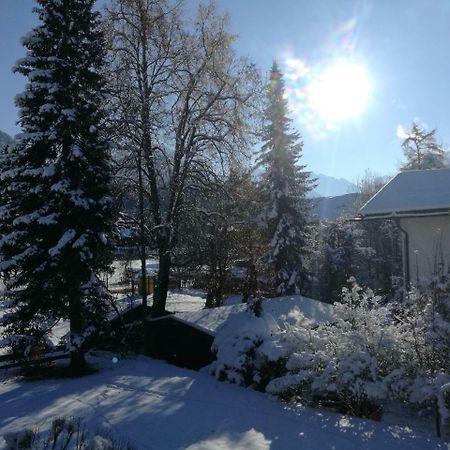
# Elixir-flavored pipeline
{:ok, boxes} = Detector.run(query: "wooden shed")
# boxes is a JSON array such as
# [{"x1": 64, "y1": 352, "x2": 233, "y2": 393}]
[{"x1": 144, "y1": 315, "x2": 215, "y2": 370}]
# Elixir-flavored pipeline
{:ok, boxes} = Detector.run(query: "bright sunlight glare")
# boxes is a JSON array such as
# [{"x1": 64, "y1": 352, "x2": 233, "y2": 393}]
[{"x1": 307, "y1": 61, "x2": 371, "y2": 122}]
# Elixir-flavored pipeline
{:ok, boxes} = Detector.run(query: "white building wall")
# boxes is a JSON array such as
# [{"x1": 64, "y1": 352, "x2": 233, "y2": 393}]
[{"x1": 400, "y1": 215, "x2": 450, "y2": 285}]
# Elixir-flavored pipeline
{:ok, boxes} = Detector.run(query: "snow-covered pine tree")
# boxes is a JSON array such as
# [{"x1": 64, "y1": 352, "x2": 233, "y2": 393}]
[
  {"x1": 257, "y1": 62, "x2": 314, "y2": 296},
  {"x1": 0, "y1": 0, "x2": 114, "y2": 371}
]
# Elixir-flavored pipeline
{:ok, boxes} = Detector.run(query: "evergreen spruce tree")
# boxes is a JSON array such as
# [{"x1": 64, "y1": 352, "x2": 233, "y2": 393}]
[
  {"x1": 257, "y1": 62, "x2": 314, "y2": 296},
  {"x1": 0, "y1": 0, "x2": 114, "y2": 371}
]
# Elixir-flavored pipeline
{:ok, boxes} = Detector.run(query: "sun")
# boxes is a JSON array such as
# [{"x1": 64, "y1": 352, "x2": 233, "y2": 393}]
[{"x1": 307, "y1": 61, "x2": 371, "y2": 123}]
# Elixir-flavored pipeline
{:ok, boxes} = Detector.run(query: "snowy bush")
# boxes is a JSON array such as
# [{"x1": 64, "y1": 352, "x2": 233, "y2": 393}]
[
  {"x1": 210, "y1": 304, "x2": 287, "y2": 389},
  {"x1": 211, "y1": 278, "x2": 450, "y2": 424},
  {"x1": 265, "y1": 281, "x2": 403, "y2": 416},
  {"x1": 392, "y1": 278, "x2": 450, "y2": 434},
  {"x1": 211, "y1": 300, "x2": 330, "y2": 391}
]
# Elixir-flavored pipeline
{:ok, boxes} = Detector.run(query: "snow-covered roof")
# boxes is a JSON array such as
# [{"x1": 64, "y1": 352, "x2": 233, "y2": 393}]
[
  {"x1": 174, "y1": 295, "x2": 334, "y2": 335},
  {"x1": 174, "y1": 304, "x2": 246, "y2": 334},
  {"x1": 359, "y1": 169, "x2": 450, "y2": 218}
]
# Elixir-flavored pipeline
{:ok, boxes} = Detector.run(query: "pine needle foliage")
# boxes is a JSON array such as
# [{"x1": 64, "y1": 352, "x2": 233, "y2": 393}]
[
  {"x1": 257, "y1": 62, "x2": 315, "y2": 295},
  {"x1": 0, "y1": 0, "x2": 115, "y2": 370}
]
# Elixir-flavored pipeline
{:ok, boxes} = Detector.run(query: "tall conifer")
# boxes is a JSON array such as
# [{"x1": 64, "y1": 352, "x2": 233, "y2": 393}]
[
  {"x1": 257, "y1": 62, "x2": 314, "y2": 295},
  {"x1": 0, "y1": 0, "x2": 114, "y2": 370}
]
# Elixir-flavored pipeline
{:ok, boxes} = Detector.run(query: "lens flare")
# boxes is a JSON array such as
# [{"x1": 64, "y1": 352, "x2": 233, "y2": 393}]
[
  {"x1": 308, "y1": 61, "x2": 371, "y2": 122},
  {"x1": 279, "y1": 19, "x2": 372, "y2": 139}
]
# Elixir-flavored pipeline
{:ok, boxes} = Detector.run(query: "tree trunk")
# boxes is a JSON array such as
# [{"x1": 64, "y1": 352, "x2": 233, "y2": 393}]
[
  {"x1": 69, "y1": 293, "x2": 87, "y2": 372},
  {"x1": 243, "y1": 260, "x2": 257, "y2": 303},
  {"x1": 153, "y1": 247, "x2": 171, "y2": 316},
  {"x1": 206, "y1": 267, "x2": 217, "y2": 308},
  {"x1": 69, "y1": 347, "x2": 87, "y2": 373},
  {"x1": 137, "y1": 149, "x2": 147, "y2": 309}
]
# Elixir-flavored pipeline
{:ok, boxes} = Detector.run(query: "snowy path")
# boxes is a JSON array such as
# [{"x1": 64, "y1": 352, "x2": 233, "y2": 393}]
[{"x1": 0, "y1": 355, "x2": 443, "y2": 449}]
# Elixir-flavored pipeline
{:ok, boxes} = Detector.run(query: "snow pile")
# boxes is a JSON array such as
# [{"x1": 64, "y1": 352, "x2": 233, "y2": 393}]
[{"x1": 176, "y1": 294, "x2": 333, "y2": 335}]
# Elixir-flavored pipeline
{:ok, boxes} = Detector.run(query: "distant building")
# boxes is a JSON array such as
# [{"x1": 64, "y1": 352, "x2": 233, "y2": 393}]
[
  {"x1": 359, "y1": 169, "x2": 450, "y2": 286},
  {"x1": 310, "y1": 193, "x2": 359, "y2": 221}
]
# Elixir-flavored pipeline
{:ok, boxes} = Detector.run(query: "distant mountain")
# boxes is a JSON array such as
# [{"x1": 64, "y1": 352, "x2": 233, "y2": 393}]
[
  {"x1": 309, "y1": 173, "x2": 357, "y2": 198},
  {"x1": 0, "y1": 130, "x2": 14, "y2": 149}
]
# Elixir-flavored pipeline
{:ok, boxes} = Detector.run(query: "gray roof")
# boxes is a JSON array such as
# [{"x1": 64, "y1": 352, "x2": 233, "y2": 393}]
[
  {"x1": 359, "y1": 169, "x2": 450, "y2": 218},
  {"x1": 311, "y1": 193, "x2": 358, "y2": 221}
]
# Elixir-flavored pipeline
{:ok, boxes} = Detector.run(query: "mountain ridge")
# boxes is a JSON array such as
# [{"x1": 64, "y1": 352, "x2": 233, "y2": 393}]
[
  {"x1": 309, "y1": 172, "x2": 357, "y2": 198},
  {"x1": 0, "y1": 130, "x2": 14, "y2": 149}
]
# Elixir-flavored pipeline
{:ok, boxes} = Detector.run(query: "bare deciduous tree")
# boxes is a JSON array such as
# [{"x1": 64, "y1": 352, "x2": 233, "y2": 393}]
[{"x1": 106, "y1": 0, "x2": 261, "y2": 315}]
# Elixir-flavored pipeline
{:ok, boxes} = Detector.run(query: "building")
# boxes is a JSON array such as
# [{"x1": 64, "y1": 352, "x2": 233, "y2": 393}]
[
  {"x1": 310, "y1": 192, "x2": 359, "y2": 222},
  {"x1": 359, "y1": 169, "x2": 450, "y2": 286}
]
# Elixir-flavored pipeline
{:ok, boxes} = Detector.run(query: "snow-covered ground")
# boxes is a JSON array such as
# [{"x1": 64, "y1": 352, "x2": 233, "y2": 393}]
[
  {"x1": 108, "y1": 258, "x2": 159, "y2": 287},
  {"x1": 0, "y1": 354, "x2": 444, "y2": 450},
  {"x1": 165, "y1": 289, "x2": 206, "y2": 313},
  {"x1": 105, "y1": 259, "x2": 207, "y2": 314},
  {"x1": 114, "y1": 289, "x2": 207, "y2": 316}
]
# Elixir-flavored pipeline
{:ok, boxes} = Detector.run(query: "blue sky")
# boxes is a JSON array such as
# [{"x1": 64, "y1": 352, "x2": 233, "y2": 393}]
[{"x1": 1, "y1": 0, "x2": 450, "y2": 181}]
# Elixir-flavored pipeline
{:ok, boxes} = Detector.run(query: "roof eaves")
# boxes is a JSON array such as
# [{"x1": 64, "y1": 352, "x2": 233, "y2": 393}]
[{"x1": 359, "y1": 208, "x2": 450, "y2": 221}]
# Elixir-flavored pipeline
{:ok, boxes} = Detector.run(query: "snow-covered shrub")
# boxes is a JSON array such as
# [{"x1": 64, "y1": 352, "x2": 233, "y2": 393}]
[
  {"x1": 392, "y1": 277, "x2": 450, "y2": 435},
  {"x1": 210, "y1": 303, "x2": 294, "y2": 390},
  {"x1": 212, "y1": 280, "x2": 410, "y2": 416},
  {"x1": 211, "y1": 299, "x2": 334, "y2": 392},
  {"x1": 266, "y1": 281, "x2": 403, "y2": 416},
  {"x1": 212, "y1": 278, "x2": 450, "y2": 424}
]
